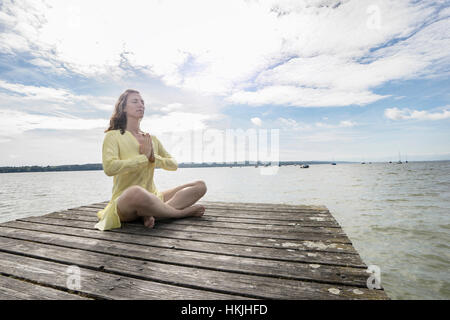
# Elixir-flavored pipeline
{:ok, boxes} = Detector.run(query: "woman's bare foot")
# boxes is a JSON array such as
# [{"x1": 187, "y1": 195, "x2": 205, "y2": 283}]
[
  {"x1": 182, "y1": 204, "x2": 205, "y2": 217},
  {"x1": 143, "y1": 216, "x2": 155, "y2": 228}
]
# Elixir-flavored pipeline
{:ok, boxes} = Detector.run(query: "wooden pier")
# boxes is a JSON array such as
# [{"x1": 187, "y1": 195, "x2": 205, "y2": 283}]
[{"x1": 0, "y1": 201, "x2": 388, "y2": 300}]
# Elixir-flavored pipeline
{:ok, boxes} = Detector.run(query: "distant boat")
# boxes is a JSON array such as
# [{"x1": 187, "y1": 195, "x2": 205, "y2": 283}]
[
  {"x1": 397, "y1": 152, "x2": 402, "y2": 164},
  {"x1": 361, "y1": 162, "x2": 365, "y2": 164},
  {"x1": 331, "y1": 162, "x2": 336, "y2": 165},
  {"x1": 300, "y1": 164, "x2": 309, "y2": 168}
]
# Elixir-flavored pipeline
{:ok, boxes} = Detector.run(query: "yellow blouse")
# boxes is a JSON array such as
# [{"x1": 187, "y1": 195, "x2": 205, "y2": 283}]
[{"x1": 95, "y1": 130, "x2": 177, "y2": 231}]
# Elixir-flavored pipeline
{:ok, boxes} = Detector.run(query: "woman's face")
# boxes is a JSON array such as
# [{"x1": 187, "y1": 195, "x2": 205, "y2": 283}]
[{"x1": 124, "y1": 92, "x2": 145, "y2": 119}]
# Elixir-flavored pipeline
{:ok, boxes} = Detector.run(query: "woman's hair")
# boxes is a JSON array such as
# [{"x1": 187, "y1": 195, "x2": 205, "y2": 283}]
[{"x1": 105, "y1": 89, "x2": 140, "y2": 134}]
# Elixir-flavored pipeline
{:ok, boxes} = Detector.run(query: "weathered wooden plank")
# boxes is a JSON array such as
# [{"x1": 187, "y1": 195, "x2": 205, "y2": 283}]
[
  {"x1": 157, "y1": 218, "x2": 342, "y2": 233},
  {"x1": 145, "y1": 223, "x2": 349, "y2": 242},
  {"x1": 0, "y1": 222, "x2": 364, "y2": 267},
  {"x1": 68, "y1": 208, "x2": 341, "y2": 227},
  {"x1": 0, "y1": 234, "x2": 387, "y2": 299},
  {"x1": 0, "y1": 224, "x2": 366, "y2": 287},
  {"x1": 198, "y1": 214, "x2": 340, "y2": 227},
  {"x1": 0, "y1": 251, "x2": 247, "y2": 300},
  {"x1": 201, "y1": 211, "x2": 338, "y2": 223},
  {"x1": 71, "y1": 207, "x2": 341, "y2": 226},
  {"x1": 79, "y1": 203, "x2": 336, "y2": 217},
  {"x1": 200, "y1": 204, "x2": 331, "y2": 214},
  {"x1": 40, "y1": 213, "x2": 349, "y2": 241},
  {"x1": 46, "y1": 211, "x2": 344, "y2": 235},
  {"x1": 0, "y1": 200, "x2": 390, "y2": 300},
  {"x1": 199, "y1": 201, "x2": 330, "y2": 210},
  {"x1": 89, "y1": 201, "x2": 330, "y2": 212},
  {"x1": 10, "y1": 218, "x2": 358, "y2": 253},
  {"x1": 17, "y1": 217, "x2": 356, "y2": 249},
  {"x1": 0, "y1": 233, "x2": 363, "y2": 288},
  {"x1": 0, "y1": 275, "x2": 91, "y2": 300}
]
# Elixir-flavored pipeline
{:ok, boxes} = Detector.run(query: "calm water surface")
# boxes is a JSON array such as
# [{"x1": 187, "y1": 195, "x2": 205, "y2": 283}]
[{"x1": 0, "y1": 161, "x2": 449, "y2": 299}]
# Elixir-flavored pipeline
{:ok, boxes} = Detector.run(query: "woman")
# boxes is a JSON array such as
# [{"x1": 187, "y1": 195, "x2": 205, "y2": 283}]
[{"x1": 95, "y1": 89, "x2": 206, "y2": 231}]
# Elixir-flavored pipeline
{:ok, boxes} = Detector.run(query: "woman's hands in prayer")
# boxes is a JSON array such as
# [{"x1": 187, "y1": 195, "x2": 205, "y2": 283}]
[{"x1": 139, "y1": 133, "x2": 155, "y2": 162}]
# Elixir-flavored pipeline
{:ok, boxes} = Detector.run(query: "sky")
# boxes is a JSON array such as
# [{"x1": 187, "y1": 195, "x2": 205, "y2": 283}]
[{"x1": 0, "y1": 0, "x2": 449, "y2": 166}]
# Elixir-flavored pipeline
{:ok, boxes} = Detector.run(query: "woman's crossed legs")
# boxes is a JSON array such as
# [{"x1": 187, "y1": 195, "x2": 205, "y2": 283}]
[{"x1": 116, "y1": 180, "x2": 207, "y2": 228}]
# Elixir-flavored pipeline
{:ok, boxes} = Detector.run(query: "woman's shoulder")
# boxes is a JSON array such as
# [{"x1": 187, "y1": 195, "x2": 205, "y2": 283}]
[
  {"x1": 104, "y1": 129, "x2": 127, "y2": 140},
  {"x1": 105, "y1": 129, "x2": 125, "y2": 136}
]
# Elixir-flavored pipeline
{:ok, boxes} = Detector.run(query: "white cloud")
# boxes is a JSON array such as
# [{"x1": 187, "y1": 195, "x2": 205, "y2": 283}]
[
  {"x1": 28, "y1": 58, "x2": 54, "y2": 68},
  {"x1": 1, "y1": 0, "x2": 447, "y2": 107},
  {"x1": 0, "y1": 80, "x2": 118, "y2": 114},
  {"x1": 339, "y1": 120, "x2": 357, "y2": 127},
  {"x1": 277, "y1": 117, "x2": 313, "y2": 131},
  {"x1": 0, "y1": 80, "x2": 225, "y2": 147},
  {"x1": 0, "y1": 109, "x2": 106, "y2": 137},
  {"x1": 0, "y1": 79, "x2": 78, "y2": 103},
  {"x1": 297, "y1": 132, "x2": 364, "y2": 143},
  {"x1": 254, "y1": 54, "x2": 422, "y2": 92},
  {"x1": 159, "y1": 103, "x2": 185, "y2": 113},
  {"x1": 277, "y1": 117, "x2": 357, "y2": 131},
  {"x1": 231, "y1": 4, "x2": 449, "y2": 106},
  {"x1": 384, "y1": 107, "x2": 450, "y2": 121},
  {"x1": 0, "y1": 127, "x2": 106, "y2": 166},
  {"x1": 227, "y1": 85, "x2": 387, "y2": 107},
  {"x1": 438, "y1": 5, "x2": 450, "y2": 19},
  {"x1": 315, "y1": 120, "x2": 357, "y2": 128},
  {"x1": 368, "y1": 18, "x2": 450, "y2": 79},
  {"x1": 140, "y1": 111, "x2": 221, "y2": 134},
  {"x1": 0, "y1": 106, "x2": 219, "y2": 144},
  {"x1": 250, "y1": 117, "x2": 262, "y2": 126}
]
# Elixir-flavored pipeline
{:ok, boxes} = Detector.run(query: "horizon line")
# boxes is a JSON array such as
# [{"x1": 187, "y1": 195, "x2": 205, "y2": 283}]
[{"x1": 1, "y1": 159, "x2": 450, "y2": 168}]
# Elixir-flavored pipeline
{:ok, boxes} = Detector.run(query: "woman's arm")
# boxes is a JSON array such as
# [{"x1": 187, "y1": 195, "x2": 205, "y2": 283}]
[
  {"x1": 153, "y1": 136, "x2": 178, "y2": 171},
  {"x1": 102, "y1": 132, "x2": 149, "y2": 176}
]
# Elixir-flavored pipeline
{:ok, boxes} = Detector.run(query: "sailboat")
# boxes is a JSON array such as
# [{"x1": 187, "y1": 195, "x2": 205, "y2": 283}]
[{"x1": 396, "y1": 152, "x2": 402, "y2": 164}]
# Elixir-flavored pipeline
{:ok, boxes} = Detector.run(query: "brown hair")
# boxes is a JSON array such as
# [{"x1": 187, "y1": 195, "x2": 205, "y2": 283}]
[{"x1": 105, "y1": 89, "x2": 140, "y2": 134}]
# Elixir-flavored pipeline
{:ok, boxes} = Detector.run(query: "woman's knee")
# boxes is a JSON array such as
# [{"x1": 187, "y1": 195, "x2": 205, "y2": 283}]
[
  {"x1": 193, "y1": 180, "x2": 207, "y2": 197},
  {"x1": 124, "y1": 185, "x2": 154, "y2": 205}
]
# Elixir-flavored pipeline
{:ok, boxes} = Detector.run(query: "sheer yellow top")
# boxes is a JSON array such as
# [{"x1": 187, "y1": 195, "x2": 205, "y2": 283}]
[{"x1": 95, "y1": 130, "x2": 177, "y2": 231}]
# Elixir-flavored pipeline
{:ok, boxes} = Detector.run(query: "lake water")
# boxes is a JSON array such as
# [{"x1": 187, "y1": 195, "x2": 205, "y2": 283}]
[{"x1": 0, "y1": 161, "x2": 449, "y2": 300}]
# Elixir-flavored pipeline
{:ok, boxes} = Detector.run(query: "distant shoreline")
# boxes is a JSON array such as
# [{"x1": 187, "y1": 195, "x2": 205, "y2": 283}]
[
  {"x1": 1, "y1": 160, "x2": 448, "y2": 174},
  {"x1": 0, "y1": 161, "x2": 349, "y2": 173}
]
